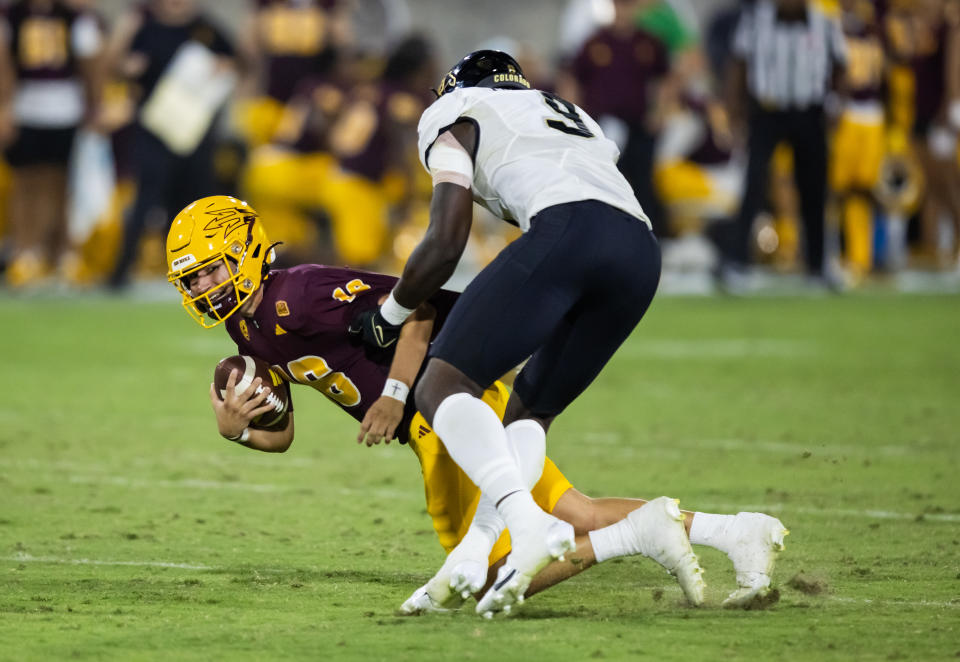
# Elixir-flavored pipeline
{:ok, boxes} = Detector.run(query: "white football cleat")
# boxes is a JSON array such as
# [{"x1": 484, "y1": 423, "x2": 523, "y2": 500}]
[
  {"x1": 399, "y1": 538, "x2": 493, "y2": 614},
  {"x1": 475, "y1": 516, "x2": 576, "y2": 618},
  {"x1": 447, "y1": 558, "x2": 489, "y2": 599},
  {"x1": 400, "y1": 584, "x2": 451, "y2": 614},
  {"x1": 629, "y1": 496, "x2": 705, "y2": 606},
  {"x1": 476, "y1": 561, "x2": 527, "y2": 618},
  {"x1": 721, "y1": 512, "x2": 789, "y2": 608}
]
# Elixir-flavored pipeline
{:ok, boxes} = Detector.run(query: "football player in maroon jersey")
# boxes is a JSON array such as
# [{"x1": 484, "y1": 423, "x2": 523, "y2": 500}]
[
  {"x1": 167, "y1": 195, "x2": 788, "y2": 616},
  {"x1": 0, "y1": 0, "x2": 102, "y2": 286}
]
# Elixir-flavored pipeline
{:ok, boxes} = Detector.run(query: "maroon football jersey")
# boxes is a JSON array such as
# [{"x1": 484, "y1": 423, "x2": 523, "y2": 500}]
[
  {"x1": 570, "y1": 27, "x2": 669, "y2": 125},
  {"x1": 681, "y1": 94, "x2": 732, "y2": 166},
  {"x1": 281, "y1": 77, "x2": 431, "y2": 181},
  {"x1": 3, "y1": 0, "x2": 81, "y2": 80},
  {"x1": 224, "y1": 265, "x2": 458, "y2": 442},
  {"x1": 254, "y1": 0, "x2": 339, "y2": 101},
  {"x1": 339, "y1": 81, "x2": 433, "y2": 182},
  {"x1": 911, "y1": 12, "x2": 952, "y2": 128},
  {"x1": 841, "y1": 1, "x2": 885, "y2": 103}
]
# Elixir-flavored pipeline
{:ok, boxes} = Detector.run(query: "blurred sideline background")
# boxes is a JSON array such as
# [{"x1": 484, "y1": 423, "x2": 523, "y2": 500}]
[{"x1": 2, "y1": 0, "x2": 959, "y2": 296}]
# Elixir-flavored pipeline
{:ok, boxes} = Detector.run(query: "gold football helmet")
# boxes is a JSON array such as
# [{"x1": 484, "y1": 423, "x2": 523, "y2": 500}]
[{"x1": 166, "y1": 196, "x2": 276, "y2": 328}]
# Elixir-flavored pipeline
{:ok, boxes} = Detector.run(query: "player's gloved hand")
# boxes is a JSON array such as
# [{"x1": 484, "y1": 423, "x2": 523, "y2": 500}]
[{"x1": 348, "y1": 308, "x2": 402, "y2": 349}]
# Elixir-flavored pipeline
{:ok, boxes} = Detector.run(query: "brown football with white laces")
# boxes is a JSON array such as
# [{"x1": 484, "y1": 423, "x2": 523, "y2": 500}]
[{"x1": 213, "y1": 355, "x2": 291, "y2": 431}]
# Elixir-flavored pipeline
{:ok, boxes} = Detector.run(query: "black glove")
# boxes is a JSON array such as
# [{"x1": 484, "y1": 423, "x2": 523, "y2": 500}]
[{"x1": 348, "y1": 307, "x2": 402, "y2": 349}]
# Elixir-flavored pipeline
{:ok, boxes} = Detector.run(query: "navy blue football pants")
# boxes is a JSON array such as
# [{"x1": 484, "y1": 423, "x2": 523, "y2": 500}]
[{"x1": 430, "y1": 200, "x2": 661, "y2": 418}]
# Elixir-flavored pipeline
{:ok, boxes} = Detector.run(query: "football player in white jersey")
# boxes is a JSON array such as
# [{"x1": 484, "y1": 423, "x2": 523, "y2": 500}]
[{"x1": 350, "y1": 51, "x2": 782, "y2": 616}]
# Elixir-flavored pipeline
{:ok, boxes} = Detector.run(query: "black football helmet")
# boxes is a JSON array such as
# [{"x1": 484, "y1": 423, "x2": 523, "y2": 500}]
[{"x1": 434, "y1": 50, "x2": 530, "y2": 98}]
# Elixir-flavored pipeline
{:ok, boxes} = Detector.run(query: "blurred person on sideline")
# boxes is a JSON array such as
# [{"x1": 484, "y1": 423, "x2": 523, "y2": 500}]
[
  {"x1": 873, "y1": 0, "x2": 930, "y2": 270},
  {"x1": 641, "y1": 2, "x2": 747, "y2": 246},
  {"x1": 165, "y1": 195, "x2": 787, "y2": 616},
  {"x1": 635, "y1": 0, "x2": 704, "y2": 87},
  {"x1": 0, "y1": 0, "x2": 102, "y2": 287},
  {"x1": 242, "y1": 36, "x2": 437, "y2": 267},
  {"x1": 721, "y1": 0, "x2": 848, "y2": 289},
  {"x1": 105, "y1": 0, "x2": 236, "y2": 290},
  {"x1": 234, "y1": 0, "x2": 352, "y2": 148},
  {"x1": 829, "y1": 0, "x2": 886, "y2": 283},
  {"x1": 558, "y1": 0, "x2": 680, "y2": 237},
  {"x1": 557, "y1": 0, "x2": 614, "y2": 59},
  {"x1": 904, "y1": 0, "x2": 960, "y2": 269},
  {"x1": 706, "y1": 0, "x2": 754, "y2": 87},
  {"x1": 654, "y1": 89, "x2": 740, "y2": 242},
  {"x1": 558, "y1": 0, "x2": 699, "y2": 66}
]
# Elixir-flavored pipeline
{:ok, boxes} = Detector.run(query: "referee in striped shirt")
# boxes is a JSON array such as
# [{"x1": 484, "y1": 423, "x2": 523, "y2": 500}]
[{"x1": 723, "y1": 0, "x2": 847, "y2": 285}]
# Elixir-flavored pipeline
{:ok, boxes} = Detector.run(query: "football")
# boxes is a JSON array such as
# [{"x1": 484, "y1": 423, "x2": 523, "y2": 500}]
[{"x1": 213, "y1": 355, "x2": 291, "y2": 431}]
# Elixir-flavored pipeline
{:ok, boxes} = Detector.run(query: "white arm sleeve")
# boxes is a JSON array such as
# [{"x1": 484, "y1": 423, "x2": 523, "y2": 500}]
[{"x1": 427, "y1": 130, "x2": 474, "y2": 189}]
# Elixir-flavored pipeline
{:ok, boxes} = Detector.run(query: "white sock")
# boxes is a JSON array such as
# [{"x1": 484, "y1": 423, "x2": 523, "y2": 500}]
[
  {"x1": 432, "y1": 393, "x2": 528, "y2": 504},
  {"x1": 466, "y1": 497, "x2": 503, "y2": 551},
  {"x1": 496, "y1": 418, "x2": 551, "y2": 534},
  {"x1": 688, "y1": 512, "x2": 736, "y2": 553},
  {"x1": 449, "y1": 419, "x2": 547, "y2": 556},
  {"x1": 588, "y1": 518, "x2": 642, "y2": 563},
  {"x1": 497, "y1": 489, "x2": 547, "y2": 541},
  {"x1": 505, "y1": 419, "x2": 546, "y2": 489}
]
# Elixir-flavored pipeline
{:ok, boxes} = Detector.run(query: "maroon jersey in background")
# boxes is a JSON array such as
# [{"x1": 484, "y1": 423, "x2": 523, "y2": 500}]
[
  {"x1": 841, "y1": 0, "x2": 885, "y2": 104},
  {"x1": 910, "y1": 6, "x2": 957, "y2": 132},
  {"x1": 338, "y1": 80, "x2": 432, "y2": 182},
  {"x1": 279, "y1": 76, "x2": 430, "y2": 182},
  {"x1": 569, "y1": 27, "x2": 669, "y2": 125},
  {"x1": 4, "y1": 0, "x2": 81, "y2": 80},
  {"x1": 682, "y1": 94, "x2": 733, "y2": 166},
  {"x1": 254, "y1": 0, "x2": 339, "y2": 102},
  {"x1": 224, "y1": 265, "x2": 459, "y2": 442}
]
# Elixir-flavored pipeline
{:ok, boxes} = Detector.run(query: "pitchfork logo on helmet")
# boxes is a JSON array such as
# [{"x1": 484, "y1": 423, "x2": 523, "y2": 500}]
[
  {"x1": 166, "y1": 195, "x2": 276, "y2": 328},
  {"x1": 433, "y1": 50, "x2": 530, "y2": 98}
]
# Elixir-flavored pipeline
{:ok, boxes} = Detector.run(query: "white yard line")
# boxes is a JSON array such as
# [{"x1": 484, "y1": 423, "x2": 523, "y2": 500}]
[
  {"x1": 0, "y1": 448, "x2": 403, "y2": 472},
  {"x1": 337, "y1": 486, "x2": 419, "y2": 501},
  {"x1": 578, "y1": 435, "x2": 932, "y2": 457},
  {"x1": 67, "y1": 475, "x2": 289, "y2": 493},
  {"x1": 1, "y1": 552, "x2": 214, "y2": 570},
  {"x1": 826, "y1": 596, "x2": 960, "y2": 609},
  {"x1": 673, "y1": 437, "x2": 923, "y2": 457},
  {"x1": 619, "y1": 339, "x2": 819, "y2": 360}
]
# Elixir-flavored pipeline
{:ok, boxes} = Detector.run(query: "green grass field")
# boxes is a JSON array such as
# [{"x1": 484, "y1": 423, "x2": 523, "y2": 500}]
[{"x1": 1, "y1": 291, "x2": 958, "y2": 661}]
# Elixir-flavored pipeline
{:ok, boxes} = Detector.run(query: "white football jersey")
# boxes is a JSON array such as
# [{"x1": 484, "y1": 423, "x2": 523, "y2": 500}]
[{"x1": 417, "y1": 87, "x2": 651, "y2": 231}]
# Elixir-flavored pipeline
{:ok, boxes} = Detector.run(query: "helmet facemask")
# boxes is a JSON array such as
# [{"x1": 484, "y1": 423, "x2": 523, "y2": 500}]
[
  {"x1": 168, "y1": 221, "x2": 276, "y2": 329},
  {"x1": 167, "y1": 196, "x2": 275, "y2": 329},
  {"x1": 173, "y1": 253, "x2": 246, "y2": 328}
]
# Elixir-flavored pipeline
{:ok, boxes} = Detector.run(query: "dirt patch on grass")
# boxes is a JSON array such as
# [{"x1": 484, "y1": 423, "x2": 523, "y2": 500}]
[{"x1": 787, "y1": 572, "x2": 830, "y2": 595}]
